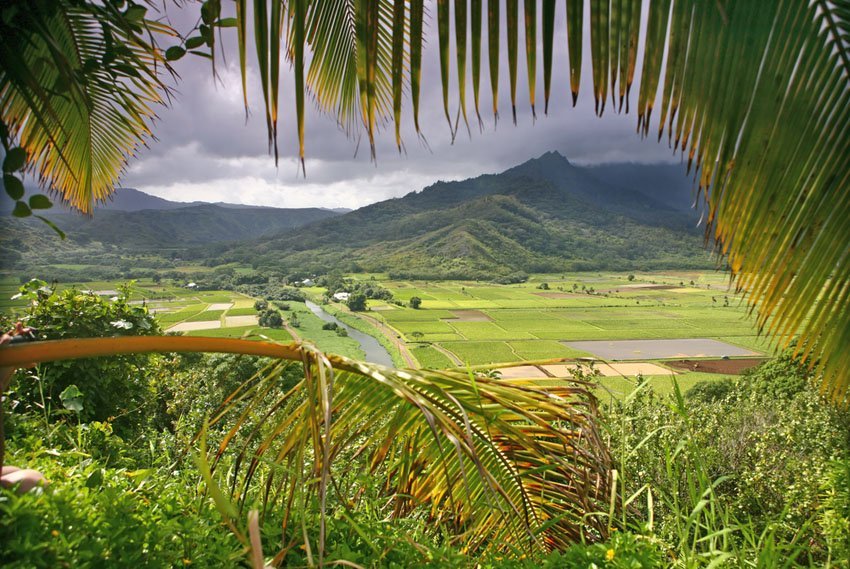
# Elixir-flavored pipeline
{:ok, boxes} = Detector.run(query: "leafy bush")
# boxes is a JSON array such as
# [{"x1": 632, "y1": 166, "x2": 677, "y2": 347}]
[
  {"x1": 1, "y1": 281, "x2": 160, "y2": 430},
  {"x1": 347, "y1": 292, "x2": 367, "y2": 311},
  {"x1": 0, "y1": 418, "x2": 243, "y2": 567},
  {"x1": 258, "y1": 308, "x2": 283, "y2": 328},
  {"x1": 685, "y1": 377, "x2": 735, "y2": 403},
  {"x1": 604, "y1": 356, "x2": 850, "y2": 564}
]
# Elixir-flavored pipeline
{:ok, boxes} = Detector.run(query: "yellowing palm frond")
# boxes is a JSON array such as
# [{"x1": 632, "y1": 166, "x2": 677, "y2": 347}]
[
  {"x1": 0, "y1": 0, "x2": 173, "y2": 214},
  {"x1": 0, "y1": 336, "x2": 613, "y2": 558}
]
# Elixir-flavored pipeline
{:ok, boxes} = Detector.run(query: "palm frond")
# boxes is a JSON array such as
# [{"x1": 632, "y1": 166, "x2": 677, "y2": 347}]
[
  {"x1": 455, "y1": 0, "x2": 470, "y2": 137},
  {"x1": 0, "y1": 336, "x2": 613, "y2": 555},
  {"x1": 487, "y1": 0, "x2": 501, "y2": 122},
  {"x1": 507, "y1": 0, "x2": 519, "y2": 124},
  {"x1": 0, "y1": 0, "x2": 172, "y2": 214},
  {"x1": 471, "y1": 0, "x2": 484, "y2": 127},
  {"x1": 542, "y1": 0, "x2": 556, "y2": 115},
  {"x1": 566, "y1": 0, "x2": 583, "y2": 106},
  {"x1": 523, "y1": 0, "x2": 537, "y2": 119},
  {"x1": 209, "y1": 346, "x2": 612, "y2": 556}
]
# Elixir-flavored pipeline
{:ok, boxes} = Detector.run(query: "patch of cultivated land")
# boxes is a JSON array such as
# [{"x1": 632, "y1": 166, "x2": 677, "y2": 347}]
[
  {"x1": 346, "y1": 272, "x2": 776, "y2": 387},
  {"x1": 565, "y1": 338, "x2": 759, "y2": 360},
  {"x1": 224, "y1": 315, "x2": 259, "y2": 327},
  {"x1": 169, "y1": 320, "x2": 222, "y2": 332},
  {"x1": 667, "y1": 358, "x2": 766, "y2": 374}
]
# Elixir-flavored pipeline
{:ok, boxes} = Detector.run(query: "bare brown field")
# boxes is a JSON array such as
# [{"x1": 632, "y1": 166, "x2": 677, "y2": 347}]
[
  {"x1": 445, "y1": 310, "x2": 492, "y2": 322},
  {"x1": 667, "y1": 358, "x2": 766, "y2": 374}
]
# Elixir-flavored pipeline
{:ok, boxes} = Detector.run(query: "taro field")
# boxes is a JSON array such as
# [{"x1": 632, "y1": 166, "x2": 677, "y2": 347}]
[{"x1": 356, "y1": 271, "x2": 777, "y2": 394}]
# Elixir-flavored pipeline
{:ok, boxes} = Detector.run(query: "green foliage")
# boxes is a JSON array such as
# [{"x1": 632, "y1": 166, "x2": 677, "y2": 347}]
[
  {"x1": 0, "y1": 415, "x2": 244, "y2": 567},
  {"x1": 818, "y1": 458, "x2": 850, "y2": 564},
  {"x1": 321, "y1": 322, "x2": 348, "y2": 337},
  {"x1": 605, "y1": 356, "x2": 850, "y2": 565},
  {"x1": 347, "y1": 292, "x2": 367, "y2": 312},
  {"x1": 2, "y1": 280, "x2": 160, "y2": 428},
  {"x1": 409, "y1": 295, "x2": 422, "y2": 309},
  {"x1": 257, "y1": 308, "x2": 283, "y2": 328},
  {"x1": 684, "y1": 377, "x2": 735, "y2": 403},
  {"x1": 253, "y1": 299, "x2": 268, "y2": 311},
  {"x1": 545, "y1": 531, "x2": 662, "y2": 568}
]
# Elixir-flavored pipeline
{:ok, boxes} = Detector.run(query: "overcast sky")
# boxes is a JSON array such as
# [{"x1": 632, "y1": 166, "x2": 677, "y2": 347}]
[{"x1": 122, "y1": 1, "x2": 678, "y2": 210}]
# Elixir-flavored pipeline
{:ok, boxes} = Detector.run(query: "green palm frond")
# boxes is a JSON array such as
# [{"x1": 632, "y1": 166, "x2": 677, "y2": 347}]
[
  {"x1": 0, "y1": 336, "x2": 613, "y2": 558},
  {"x1": 209, "y1": 345, "x2": 611, "y2": 558},
  {"x1": 0, "y1": 0, "x2": 172, "y2": 214}
]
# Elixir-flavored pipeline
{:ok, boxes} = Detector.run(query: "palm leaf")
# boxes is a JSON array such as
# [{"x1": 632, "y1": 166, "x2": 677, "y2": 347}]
[
  {"x1": 542, "y1": 0, "x2": 556, "y2": 115},
  {"x1": 565, "y1": 0, "x2": 583, "y2": 106},
  {"x1": 523, "y1": 0, "x2": 537, "y2": 119},
  {"x1": 437, "y1": 0, "x2": 453, "y2": 135},
  {"x1": 507, "y1": 0, "x2": 519, "y2": 124},
  {"x1": 589, "y1": 0, "x2": 609, "y2": 115},
  {"x1": 0, "y1": 1, "x2": 172, "y2": 214},
  {"x1": 471, "y1": 0, "x2": 484, "y2": 128},
  {"x1": 487, "y1": 0, "x2": 501, "y2": 122},
  {"x1": 293, "y1": 0, "x2": 306, "y2": 174},
  {"x1": 455, "y1": 0, "x2": 470, "y2": 137},
  {"x1": 410, "y1": 0, "x2": 425, "y2": 136},
  {"x1": 0, "y1": 336, "x2": 613, "y2": 555},
  {"x1": 391, "y1": 0, "x2": 405, "y2": 152}
]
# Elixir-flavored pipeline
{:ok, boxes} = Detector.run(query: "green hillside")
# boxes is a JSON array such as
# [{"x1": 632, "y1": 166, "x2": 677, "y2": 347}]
[{"x1": 221, "y1": 153, "x2": 713, "y2": 278}]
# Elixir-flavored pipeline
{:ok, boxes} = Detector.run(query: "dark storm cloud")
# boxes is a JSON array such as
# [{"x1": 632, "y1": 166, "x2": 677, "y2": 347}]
[{"x1": 122, "y1": 1, "x2": 677, "y2": 209}]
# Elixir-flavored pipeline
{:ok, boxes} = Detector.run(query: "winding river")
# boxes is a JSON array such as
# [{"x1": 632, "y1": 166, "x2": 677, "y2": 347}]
[{"x1": 304, "y1": 300, "x2": 395, "y2": 366}]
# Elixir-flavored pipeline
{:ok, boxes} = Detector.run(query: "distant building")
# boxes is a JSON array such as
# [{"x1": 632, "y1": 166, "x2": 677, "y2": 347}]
[
  {"x1": 185, "y1": 282, "x2": 198, "y2": 289},
  {"x1": 332, "y1": 292, "x2": 350, "y2": 302},
  {"x1": 301, "y1": 278, "x2": 315, "y2": 286}
]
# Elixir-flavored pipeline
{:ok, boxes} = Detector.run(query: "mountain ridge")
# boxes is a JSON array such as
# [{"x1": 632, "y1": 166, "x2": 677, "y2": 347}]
[{"x1": 215, "y1": 152, "x2": 712, "y2": 278}]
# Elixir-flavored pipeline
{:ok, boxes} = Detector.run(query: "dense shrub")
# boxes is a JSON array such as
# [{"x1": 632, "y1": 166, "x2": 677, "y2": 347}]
[
  {"x1": 1, "y1": 281, "x2": 160, "y2": 430},
  {"x1": 605, "y1": 355, "x2": 850, "y2": 564},
  {"x1": 258, "y1": 308, "x2": 283, "y2": 328}
]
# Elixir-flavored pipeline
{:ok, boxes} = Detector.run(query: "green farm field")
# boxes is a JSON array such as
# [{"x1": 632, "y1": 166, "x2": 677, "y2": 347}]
[{"x1": 352, "y1": 271, "x2": 772, "y2": 373}]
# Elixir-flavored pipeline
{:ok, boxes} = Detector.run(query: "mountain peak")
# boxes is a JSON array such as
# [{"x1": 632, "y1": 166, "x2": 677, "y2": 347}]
[{"x1": 537, "y1": 150, "x2": 569, "y2": 163}]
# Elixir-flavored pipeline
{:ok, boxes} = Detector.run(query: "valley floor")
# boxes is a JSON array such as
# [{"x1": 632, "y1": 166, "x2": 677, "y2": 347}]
[{"x1": 1, "y1": 270, "x2": 774, "y2": 397}]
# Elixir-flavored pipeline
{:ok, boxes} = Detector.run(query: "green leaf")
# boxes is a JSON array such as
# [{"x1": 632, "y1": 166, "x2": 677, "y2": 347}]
[
  {"x1": 185, "y1": 36, "x2": 206, "y2": 50},
  {"x1": 124, "y1": 5, "x2": 147, "y2": 22},
  {"x1": 217, "y1": 17, "x2": 238, "y2": 28},
  {"x1": 85, "y1": 468, "x2": 104, "y2": 489},
  {"x1": 34, "y1": 215, "x2": 66, "y2": 240},
  {"x1": 201, "y1": 1, "x2": 219, "y2": 25},
  {"x1": 59, "y1": 384, "x2": 84, "y2": 412},
  {"x1": 11, "y1": 200, "x2": 31, "y2": 218},
  {"x1": 3, "y1": 174, "x2": 24, "y2": 200},
  {"x1": 3, "y1": 147, "x2": 26, "y2": 172},
  {"x1": 112, "y1": 64, "x2": 142, "y2": 78},
  {"x1": 29, "y1": 194, "x2": 52, "y2": 209},
  {"x1": 165, "y1": 46, "x2": 186, "y2": 61}
]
